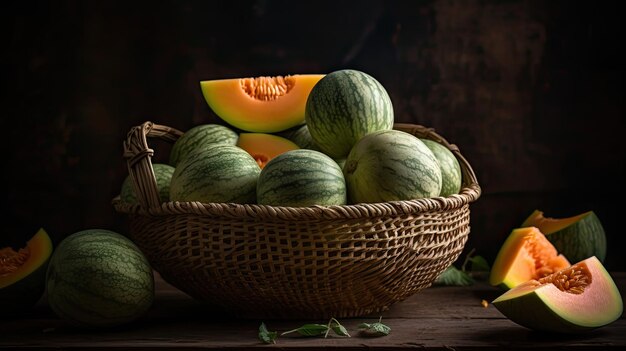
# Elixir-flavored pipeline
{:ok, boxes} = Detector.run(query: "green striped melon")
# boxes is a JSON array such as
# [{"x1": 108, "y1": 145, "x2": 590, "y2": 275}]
[
  {"x1": 305, "y1": 69, "x2": 394, "y2": 159},
  {"x1": 45, "y1": 229, "x2": 154, "y2": 329},
  {"x1": 344, "y1": 130, "x2": 442, "y2": 203},
  {"x1": 170, "y1": 145, "x2": 260, "y2": 204},
  {"x1": 169, "y1": 123, "x2": 238, "y2": 166},
  {"x1": 522, "y1": 210, "x2": 607, "y2": 264},
  {"x1": 420, "y1": 139, "x2": 462, "y2": 196},
  {"x1": 257, "y1": 149, "x2": 346, "y2": 207},
  {"x1": 120, "y1": 163, "x2": 175, "y2": 204}
]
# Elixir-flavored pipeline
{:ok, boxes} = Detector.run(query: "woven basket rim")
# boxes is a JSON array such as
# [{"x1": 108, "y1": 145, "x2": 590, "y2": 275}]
[{"x1": 112, "y1": 121, "x2": 481, "y2": 220}]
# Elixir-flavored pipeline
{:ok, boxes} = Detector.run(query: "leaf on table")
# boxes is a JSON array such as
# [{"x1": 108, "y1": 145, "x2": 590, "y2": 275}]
[
  {"x1": 258, "y1": 322, "x2": 278, "y2": 344},
  {"x1": 281, "y1": 323, "x2": 329, "y2": 337},
  {"x1": 330, "y1": 318, "x2": 350, "y2": 337},
  {"x1": 433, "y1": 265, "x2": 475, "y2": 286},
  {"x1": 358, "y1": 317, "x2": 391, "y2": 337}
]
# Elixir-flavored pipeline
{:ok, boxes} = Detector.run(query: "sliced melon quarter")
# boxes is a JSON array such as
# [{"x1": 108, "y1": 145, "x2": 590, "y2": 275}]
[
  {"x1": 492, "y1": 256, "x2": 623, "y2": 333},
  {"x1": 489, "y1": 227, "x2": 570, "y2": 289},
  {"x1": 1, "y1": 228, "x2": 53, "y2": 313}
]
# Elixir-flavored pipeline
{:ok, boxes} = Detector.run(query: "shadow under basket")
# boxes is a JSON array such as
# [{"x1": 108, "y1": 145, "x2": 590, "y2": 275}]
[{"x1": 112, "y1": 121, "x2": 481, "y2": 319}]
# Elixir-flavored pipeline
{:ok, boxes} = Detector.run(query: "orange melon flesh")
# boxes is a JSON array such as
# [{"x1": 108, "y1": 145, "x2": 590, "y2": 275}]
[
  {"x1": 489, "y1": 227, "x2": 570, "y2": 289},
  {"x1": 0, "y1": 228, "x2": 53, "y2": 288},
  {"x1": 200, "y1": 74, "x2": 325, "y2": 133},
  {"x1": 237, "y1": 133, "x2": 299, "y2": 168},
  {"x1": 522, "y1": 209, "x2": 591, "y2": 234},
  {"x1": 492, "y1": 256, "x2": 623, "y2": 333}
]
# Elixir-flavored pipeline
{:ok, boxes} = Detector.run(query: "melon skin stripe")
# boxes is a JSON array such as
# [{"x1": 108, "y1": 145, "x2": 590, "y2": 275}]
[
  {"x1": 120, "y1": 163, "x2": 175, "y2": 204},
  {"x1": 344, "y1": 129, "x2": 442, "y2": 203},
  {"x1": 256, "y1": 149, "x2": 346, "y2": 207},
  {"x1": 305, "y1": 69, "x2": 394, "y2": 159},
  {"x1": 420, "y1": 139, "x2": 462, "y2": 196},
  {"x1": 548, "y1": 214, "x2": 606, "y2": 263},
  {"x1": 522, "y1": 210, "x2": 607, "y2": 264},
  {"x1": 169, "y1": 124, "x2": 238, "y2": 167},
  {"x1": 45, "y1": 230, "x2": 154, "y2": 328},
  {"x1": 170, "y1": 145, "x2": 261, "y2": 204}
]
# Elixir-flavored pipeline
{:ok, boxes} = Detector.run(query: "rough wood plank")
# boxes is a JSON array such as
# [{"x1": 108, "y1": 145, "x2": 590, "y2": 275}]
[{"x1": 1, "y1": 273, "x2": 624, "y2": 350}]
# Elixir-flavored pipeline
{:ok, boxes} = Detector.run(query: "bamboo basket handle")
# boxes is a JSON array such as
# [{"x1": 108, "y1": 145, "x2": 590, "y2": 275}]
[
  {"x1": 394, "y1": 123, "x2": 480, "y2": 192},
  {"x1": 122, "y1": 121, "x2": 183, "y2": 209}
]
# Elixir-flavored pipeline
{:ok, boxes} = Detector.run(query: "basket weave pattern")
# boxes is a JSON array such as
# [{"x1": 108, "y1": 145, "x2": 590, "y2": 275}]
[{"x1": 113, "y1": 122, "x2": 481, "y2": 319}]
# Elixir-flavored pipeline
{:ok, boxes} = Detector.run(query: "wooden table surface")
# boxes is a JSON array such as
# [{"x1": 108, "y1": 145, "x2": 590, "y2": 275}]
[{"x1": 2, "y1": 272, "x2": 625, "y2": 350}]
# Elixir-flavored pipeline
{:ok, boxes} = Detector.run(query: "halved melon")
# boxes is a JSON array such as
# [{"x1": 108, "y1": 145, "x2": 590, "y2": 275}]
[
  {"x1": 1, "y1": 228, "x2": 53, "y2": 314},
  {"x1": 200, "y1": 74, "x2": 325, "y2": 133},
  {"x1": 522, "y1": 210, "x2": 607, "y2": 263},
  {"x1": 489, "y1": 227, "x2": 570, "y2": 289},
  {"x1": 237, "y1": 133, "x2": 299, "y2": 168},
  {"x1": 492, "y1": 256, "x2": 623, "y2": 333}
]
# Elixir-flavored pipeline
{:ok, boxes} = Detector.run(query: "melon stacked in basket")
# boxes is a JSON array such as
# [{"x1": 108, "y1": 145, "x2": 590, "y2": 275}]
[{"x1": 113, "y1": 69, "x2": 481, "y2": 319}]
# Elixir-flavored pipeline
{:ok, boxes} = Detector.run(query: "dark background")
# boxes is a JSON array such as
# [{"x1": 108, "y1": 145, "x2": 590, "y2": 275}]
[{"x1": 3, "y1": 0, "x2": 625, "y2": 271}]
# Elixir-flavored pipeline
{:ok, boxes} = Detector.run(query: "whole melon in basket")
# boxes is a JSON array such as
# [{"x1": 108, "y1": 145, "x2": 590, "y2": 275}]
[
  {"x1": 169, "y1": 123, "x2": 238, "y2": 167},
  {"x1": 120, "y1": 163, "x2": 174, "y2": 204},
  {"x1": 344, "y1": 129, "x2": 442, "y2": 203},
  {"x1": 256, "y1": 149, "x2": 346, "y2": 206},
  {"x1": 170, "y1": 145, "x2": 261, "y2": 204},
  {"x1": 420, "y1": 138, "x2": 462, "y2": 196},
  {"x1": 305, "y1": 69, "x2": 394, "y2": 159},
  {"x1": 46, "y1": 229, "x2": 154, "y2": 329}
]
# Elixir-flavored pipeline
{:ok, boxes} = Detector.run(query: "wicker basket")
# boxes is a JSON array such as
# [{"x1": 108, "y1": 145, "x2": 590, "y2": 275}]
[{"x1": 112, "y1": 121, "x2": 481, "y2": 319}]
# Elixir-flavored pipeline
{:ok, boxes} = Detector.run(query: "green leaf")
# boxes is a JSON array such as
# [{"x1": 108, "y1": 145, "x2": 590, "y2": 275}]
[
  {"x1": 330, "y1": 318, "x2": 350, "y2": 337},
  {"x1": 281, "y1": 323, "x2": 329, "y2": 337},
  {"x1": 468, "y1": 255, "x2": 490, "y2": 272},
  {"x1": 358, "y1": 319, "x2": 391, "y2": 337},
  {"x1": 433, "y1": 265, "x2": 475, "y2": 286},
  {"x1": 258, "y1": 322, "x2": 278, "y2": 344}
]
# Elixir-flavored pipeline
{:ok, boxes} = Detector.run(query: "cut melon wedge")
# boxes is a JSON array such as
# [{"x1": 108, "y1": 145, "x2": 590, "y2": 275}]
[
  {"x1": 0, "y1": 228, "x2": 53, "y2": 289},
  {"x1": 1, "y1": 228, "x2": 53, "y2": 313},
  {"x1": 492, "y1": 256, "x2": 623, "y2": 333},
  {"x1": 489, "y1": 227, "x2": 570, "y2": 289},
  {"x1": 522, "y1": 210, "x2": 607, "y2": 263},
  {"x1": 200, "y1": 74, "x2": 325, "y2": 133}
]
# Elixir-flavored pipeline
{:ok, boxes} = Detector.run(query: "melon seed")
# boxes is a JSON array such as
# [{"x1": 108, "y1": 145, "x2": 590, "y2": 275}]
[{"x1": 240, "y1": 76, "x2": 295, "y2": 101}]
